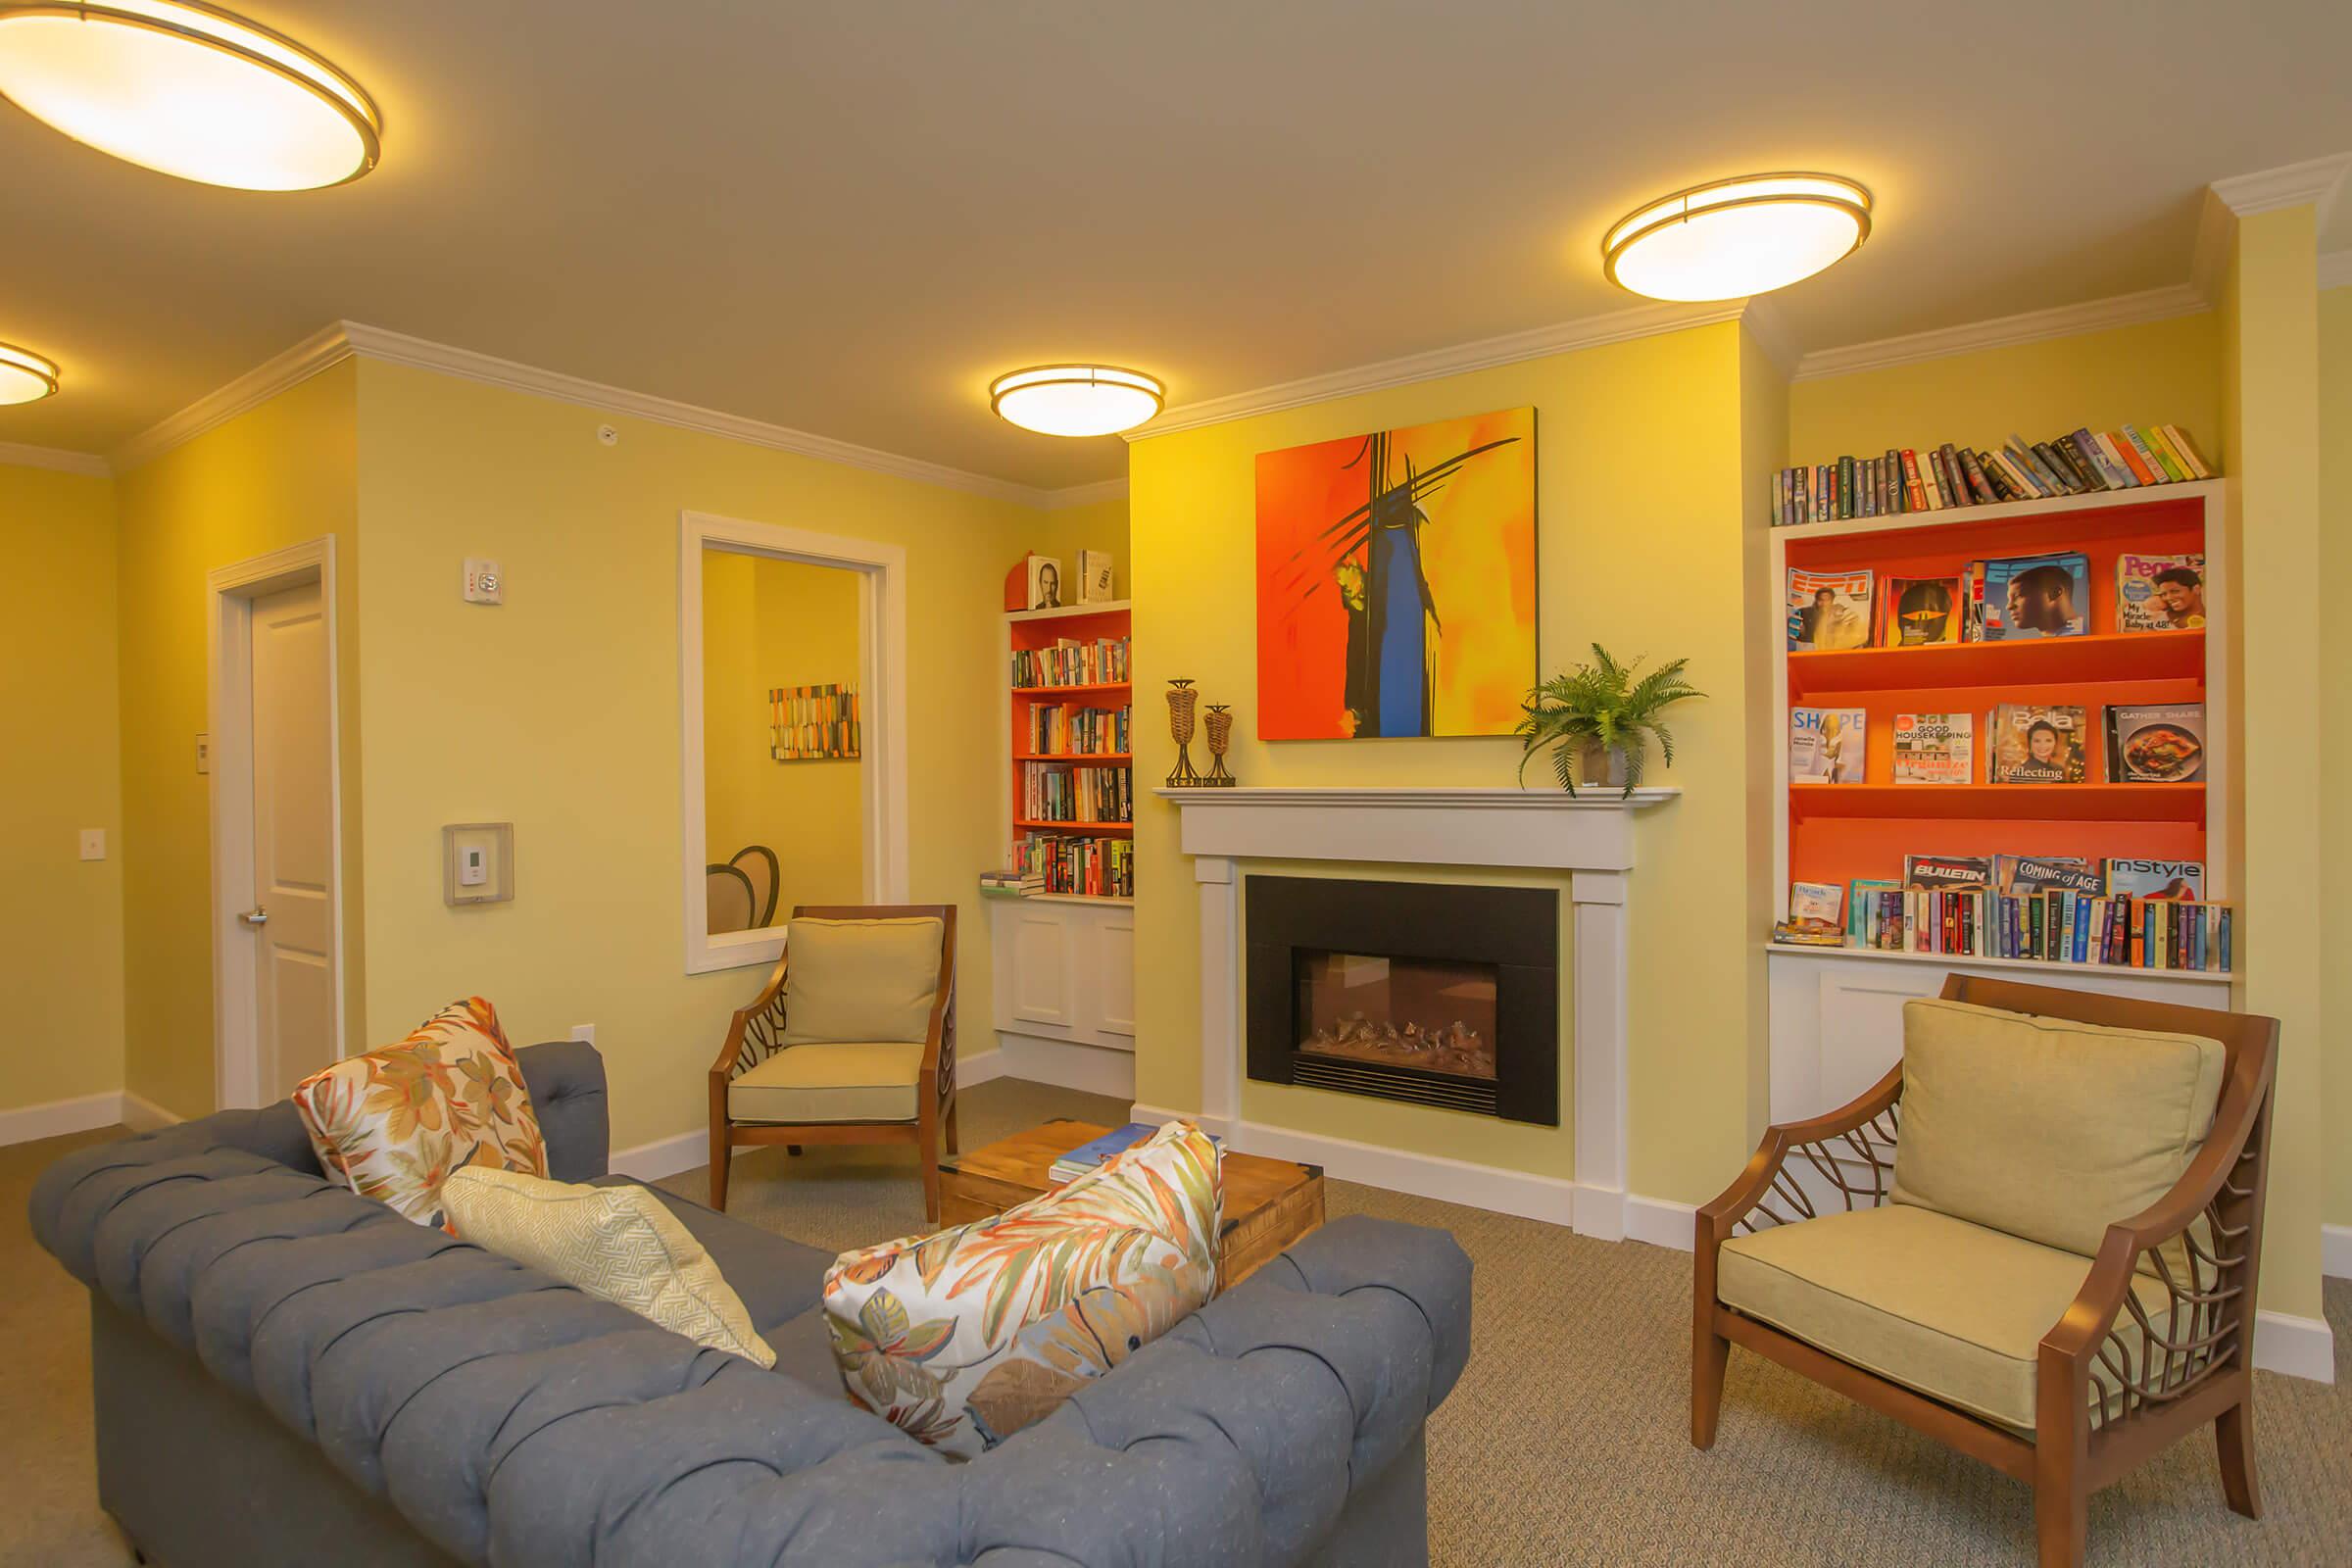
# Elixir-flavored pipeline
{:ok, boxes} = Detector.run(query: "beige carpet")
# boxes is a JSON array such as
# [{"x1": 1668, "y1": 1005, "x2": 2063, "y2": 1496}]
[{"x1": 11, "y1": 1081, "x2": 2350, "y2": 1566}]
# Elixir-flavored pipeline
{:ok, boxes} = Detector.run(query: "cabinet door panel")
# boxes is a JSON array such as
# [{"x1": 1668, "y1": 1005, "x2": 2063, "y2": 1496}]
[
  {"x1": 1007, "y1": 910, "x2": 1074, "y2": 1026},
  {"x1": 1095, "y1": 914, "x2": 1136, "y2": 1037}
]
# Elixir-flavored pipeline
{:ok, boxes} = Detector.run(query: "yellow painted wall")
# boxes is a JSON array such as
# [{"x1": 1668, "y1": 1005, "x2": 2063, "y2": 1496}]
[
  {"x1": 0, "y1": 464, "x2": 127, "y2": 1113},
  {"x1": 114, "y1": 363, "x2": 364, "y2": 1121},
  {"x1": 1788, "y1": 312, "x2": 2223, "y2": 467},
  {"x1": 352, "y1": 359, "x2": 1043, "y2": 1152},
  {"x1": 2219, "y1": 208, "x2": 2324, "y2": 1321},
  {"x1": 1127, "y1": 322, "x2": 1766, "y2": 1201},
  {"x1": 701, "y1": 550, "x2": 865, "y2": 913},
  {"x1": 2324, "y1": 282, "x2": 2352, "y2": 1233}
]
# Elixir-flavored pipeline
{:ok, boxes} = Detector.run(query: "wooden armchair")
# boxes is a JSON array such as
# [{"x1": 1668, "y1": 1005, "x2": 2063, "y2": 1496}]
[
  {"x1": 708, "y1": 904, "x2": 958, "y2": 1220},
  {"x1": 1693, "y1": 974, "x2": 2277, "y2": 1568}
]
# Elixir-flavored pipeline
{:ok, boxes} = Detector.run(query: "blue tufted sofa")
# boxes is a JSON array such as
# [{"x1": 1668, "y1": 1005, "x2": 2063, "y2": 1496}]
[{"x1": 31, "y1": 1041, "x2": 1473, "y2": 1568}]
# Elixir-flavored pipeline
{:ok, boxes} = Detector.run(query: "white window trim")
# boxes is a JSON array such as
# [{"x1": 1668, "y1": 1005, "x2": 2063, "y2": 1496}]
[{"x1": 678, "y1": 511, "x2": 910, "y2": 975}]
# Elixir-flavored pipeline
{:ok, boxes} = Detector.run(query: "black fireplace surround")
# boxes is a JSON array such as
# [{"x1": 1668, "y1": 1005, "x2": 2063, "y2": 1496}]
[{"x1": 1246, "y1": 875, "x2": 1560, "y2": 1125}]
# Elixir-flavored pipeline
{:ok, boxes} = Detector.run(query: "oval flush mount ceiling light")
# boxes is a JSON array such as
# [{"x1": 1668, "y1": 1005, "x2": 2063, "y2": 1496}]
[
  {"x1": 991, "y1": 365, "x2": 1164, "y2": 438},
  {"x1": 0, "y1": 340, "x2": 61, "y2": 404},
  {"x1": 1603, "y1": 173, "x2": 1870, "y2": 302},
  {"x1": 0, "y1": 0, "x2": 379, "y2": 190}
]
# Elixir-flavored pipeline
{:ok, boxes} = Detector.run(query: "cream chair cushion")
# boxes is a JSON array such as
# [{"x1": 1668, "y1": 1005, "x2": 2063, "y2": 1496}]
[
  {"x1": 729, "y1": 1041, "x2": 926, "y2": 1124},
  {"x1": 780, "y1": 916, "x2": 944, "y2": 1046},
  {"x1": 1718, "y1": 1205, "x2": 2170, "y2": 1431},
  {"x1": 1891, "y1": 998, "x2": 2226, "y2": 1257},
  {"x1": 441, "y1": 1166, "x2": 775, "y2": 1367}
]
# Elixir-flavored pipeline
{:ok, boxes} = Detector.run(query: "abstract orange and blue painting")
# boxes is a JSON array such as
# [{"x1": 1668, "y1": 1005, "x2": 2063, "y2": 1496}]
[{"x1": 1254, "y1": 406, "x2": 1537, "y2": 739}]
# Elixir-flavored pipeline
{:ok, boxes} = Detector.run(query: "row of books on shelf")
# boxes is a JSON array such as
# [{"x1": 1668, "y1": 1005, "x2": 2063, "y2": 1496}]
[
  {"x1": 1019, "y1": 761, "x2": 1134, "y2": 823},
  {"x1": 1793, "y1": 702, "x2": 2202, "y2": 785},
  {"x1": 1012, "y1": 636, "x2": 1131, "y2": 689},
  {"x1": 1772, "y1": 423, "x2": 2212, "y2": 527},
  {"x1": 1775, "y1": 857, "x2": 2229, "y2": 972},
  {"x1": 1788, "y1": 550, "x2": 2202, "y2": 651},
  {"x1": 989, "y1": 833, "x2": 1135, "y2": 899},
  {"x1": 1024, "y1": 704, "x2": 1130, "y2": 757}
]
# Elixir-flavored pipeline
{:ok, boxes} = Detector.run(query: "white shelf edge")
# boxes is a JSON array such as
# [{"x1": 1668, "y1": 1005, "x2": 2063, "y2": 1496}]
[
  {"x1": 1005, "y1": 599, "x2": 1132, "y2": 622},
  {"x1": 1763, "y1": 942, "x2": 2231, "y2": 985},
  {"x1": 1766, "y1": 478, "x2": 2223, "y2": 542}
]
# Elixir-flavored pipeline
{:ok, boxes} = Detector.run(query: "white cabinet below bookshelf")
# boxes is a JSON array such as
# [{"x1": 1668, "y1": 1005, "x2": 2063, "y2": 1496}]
[
  {"x1": 988, "y1": 895, "x2": 1136, "y2": 1095},
  {"x1": 1766, "y1": 945, "x2": 2233, "y2": 1125}
]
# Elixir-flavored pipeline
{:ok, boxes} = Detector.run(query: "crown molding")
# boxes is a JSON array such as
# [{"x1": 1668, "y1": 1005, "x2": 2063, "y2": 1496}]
[
  {"x1": 1791, "y1": 283, "x2": 2210, "y2": 382},
  {"x1": 2320, "y1": 249, "x2": 2352, "y2": 291},
  {"x1": 0, "y1": 440, "x2": 111, "y2": 477},
  {"x1": 1038, "y1": 476, "x2": 1127, "y2": 510},
  {"x1": 1125, "y1": 297, "x2": 1750, "y2": 442},
  {"x1": 335, "y1": 322, "x2": 1060, "y2": 507},
  {"x1": 111, "y1": 323, "x2": 356, "y2": 472},
  {"x1": 2209, "y1": 151, "x2": 2352, "y2": 220},
  {"x1": 110, "y1": 319, "x2": 1119, "y2": 509}
]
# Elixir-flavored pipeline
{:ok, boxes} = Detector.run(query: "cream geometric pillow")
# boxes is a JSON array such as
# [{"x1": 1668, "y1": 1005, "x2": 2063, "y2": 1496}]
[
  {"x1": 820, "y1": 1119, "x2": 1220, "y2": 1457},
  {"x1": 441, "y1": 1167, "x2": 775, "y2": 1368},
  {"x1": 292, "y1": 998, "x2": 549, "y2": 1230}
]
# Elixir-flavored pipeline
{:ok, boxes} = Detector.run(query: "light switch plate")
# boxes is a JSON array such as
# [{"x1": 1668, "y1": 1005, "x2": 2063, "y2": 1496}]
[
  {"x1": 463, "y1": 559, "x2": 504, "y2": 605},
  {"x1": 195, "y1": 733, "x2": 212, "y2": 774},
  {"x1": 79, "y1": 828, "x2": 105, "y2": 861}
]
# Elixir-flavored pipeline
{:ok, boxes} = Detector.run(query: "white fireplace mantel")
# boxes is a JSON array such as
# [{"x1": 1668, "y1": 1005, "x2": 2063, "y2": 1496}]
[{"x1": 1151, "y1": 784, "x2": 1678, "y2": 1242}]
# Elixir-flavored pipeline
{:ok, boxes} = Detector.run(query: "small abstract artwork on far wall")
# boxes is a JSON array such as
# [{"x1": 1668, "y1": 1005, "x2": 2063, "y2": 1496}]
[{"x1": 1254, "y1": 406, "x2": 1537, "y2": 739}]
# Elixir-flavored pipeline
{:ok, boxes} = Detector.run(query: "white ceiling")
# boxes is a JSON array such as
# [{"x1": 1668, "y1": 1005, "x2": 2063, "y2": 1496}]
[{"x1": 3, "y1": 0, "x2": 2349, "y2": 487}]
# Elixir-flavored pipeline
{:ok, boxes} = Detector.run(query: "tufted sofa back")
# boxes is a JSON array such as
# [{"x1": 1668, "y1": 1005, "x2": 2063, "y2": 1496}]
[{"x1": 29, "y1": 1049, "x2": 1471, "y2": 1567}]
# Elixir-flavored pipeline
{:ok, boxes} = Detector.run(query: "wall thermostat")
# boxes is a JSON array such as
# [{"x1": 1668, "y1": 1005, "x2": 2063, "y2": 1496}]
[
  {"x1": 442, "y1": 822, "x2": 514, "y2": 906},
  {"x1": 464, "y1": 559, "x2": 504, "y2": 604}
]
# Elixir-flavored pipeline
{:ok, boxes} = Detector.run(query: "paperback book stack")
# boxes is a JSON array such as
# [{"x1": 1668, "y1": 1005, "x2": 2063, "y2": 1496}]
[
  {"x1": 1025, "y1": 704, "x2": 1130, "y2": 755},
  {"x1": 1048, "y1": 1122, "x2": 1217, "y2": 1185},
  {"x1": 1014, "y1": 833, "x2": 1134, "y2": 898},
  {"x1": 1019, "y1": 762, "x2": 1133, "y2": 823},
  {"x1": 1772, "y1": 423, "x2": 2211, "y2": 526},
  {"x1": 1012, "y1": 635, "x2": 1131, "y2": 688}
]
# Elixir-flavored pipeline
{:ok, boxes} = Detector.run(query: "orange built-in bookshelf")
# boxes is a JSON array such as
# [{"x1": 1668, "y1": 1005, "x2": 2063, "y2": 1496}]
[
  {"x1": 1005, "y1": 601, "x2": 1133, "y2": 899},
  {"x1": 1769, "y1": 482, "x2": 2226, "y2": 922}
]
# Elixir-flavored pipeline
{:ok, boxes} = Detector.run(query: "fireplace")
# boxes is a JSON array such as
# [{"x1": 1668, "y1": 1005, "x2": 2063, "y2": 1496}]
[{"x1": 1247, "y1": 876, "x2": 1559, "y2": 1124}]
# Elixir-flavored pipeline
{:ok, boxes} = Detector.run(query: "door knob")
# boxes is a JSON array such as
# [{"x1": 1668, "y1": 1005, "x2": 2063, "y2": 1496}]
[{"x1": 241, "y1": 906, "x2": 270, "y2": 926}]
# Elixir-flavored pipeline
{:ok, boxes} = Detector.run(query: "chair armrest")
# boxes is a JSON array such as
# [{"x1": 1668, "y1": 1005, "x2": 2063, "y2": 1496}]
[
  {"x1": 710, "y1": 955, "x2": 790, "y2": 1084},
  {"x1": 2040, "y1": 1041, "x2": 2278, "y2": 1431},
  {"x1": 1695, "y1": 1063, "x2": 1904, "y2": 1250}
]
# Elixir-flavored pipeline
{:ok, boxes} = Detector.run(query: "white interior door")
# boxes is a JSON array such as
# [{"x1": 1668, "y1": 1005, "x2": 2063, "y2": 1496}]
[{"x1": 248, "y1": 580, "x2": 336, "y2": 1098}]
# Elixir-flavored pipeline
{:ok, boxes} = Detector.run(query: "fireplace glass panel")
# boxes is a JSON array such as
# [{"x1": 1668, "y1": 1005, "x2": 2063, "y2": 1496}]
[{"x1": 1294, "y1": 950, "x2": 1497, "y2": 1081}]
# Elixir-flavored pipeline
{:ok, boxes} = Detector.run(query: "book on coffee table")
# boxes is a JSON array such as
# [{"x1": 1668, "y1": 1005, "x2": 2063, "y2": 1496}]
[{"x1": 1049, "y1": 1121, "x2": 1220, "y2": 1185}]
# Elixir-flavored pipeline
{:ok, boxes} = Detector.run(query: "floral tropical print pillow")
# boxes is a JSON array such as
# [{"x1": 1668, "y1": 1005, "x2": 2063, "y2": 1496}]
[
  {"x1": 821, "y1": 1119, "x2": 1221, "y2": 1458},
  {"x1": 291, "y1": 998, "x2": 550, "y2": 1230}
]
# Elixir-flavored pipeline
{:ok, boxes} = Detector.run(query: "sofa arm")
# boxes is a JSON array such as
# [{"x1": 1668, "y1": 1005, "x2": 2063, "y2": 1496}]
[
  {"x1": 950, "y1": 1214, "x2": 1472, "y2": 1567},
  {"x1": 514, "y1": 1040, "x2": 609, "y2": 1183}
]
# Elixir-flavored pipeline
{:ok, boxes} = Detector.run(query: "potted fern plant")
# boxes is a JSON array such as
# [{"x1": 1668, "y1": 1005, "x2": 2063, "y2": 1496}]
[{"x1": 1515, "y1": 643, "x2": 1701, "y2": 798}]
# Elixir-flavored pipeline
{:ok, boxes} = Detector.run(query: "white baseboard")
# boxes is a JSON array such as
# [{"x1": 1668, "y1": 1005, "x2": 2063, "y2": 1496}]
[
  {"x1": 120, "y1": 1091, "x2": 182, "y2": 1133},
  {"x1": 1627, "y1": 1193, "x2": 1698, "y2": 1250},
  {"x1": 0, "y1": 1091, "x2": 125, "y2": 1148},
  {"x1": 611, "y1": 1051, "x2": 1013, "y2": 1184},
  {"x1": 2324, "y1": 1224, "x2": 2352, "y2": 1282},
  {"x1": 2254, "y1": 1311, "x2": 2336, "y2": 1384},
  {"x1": 995, "y1": 1034, "x2": 1134, "y2": 1098}
]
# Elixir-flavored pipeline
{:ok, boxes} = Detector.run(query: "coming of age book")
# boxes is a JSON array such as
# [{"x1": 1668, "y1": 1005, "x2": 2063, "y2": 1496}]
[
  {"x1": 2104, "y1": 858, "x2": 2205, "y2": 901},
  {"x1": 1989, "y1": 703, "x2": 2087, "y2": 783},
  {"x1": 2116, "y1": 553, "x2": 2206, "y2": 632},
  {"x1": 1786, "y1": 567, "x2": 1873, "y2": 652},
  {"x1": 1875, "y1": 574, "x2": 1966, "y2": 646},
  {"x1": 1789, "y1": 706, "x2": 1866, "y2": 783},
  {"x1": 1891, "y1": 712, "x2": 1973, "y2": 784},
  {"x1": 1995, "y1": 854, "x2": 2101, "y2": 898},
  {"x1": 1977, "y1": 551, "x2": 2091, "y2": 640},
  {"x1": 1788, "y1": 881, "x2": 1844, "y2": 926},
  {"x1": 1903, "y1": 853, "x2": 1992, "y2": 891},
  {"x1": 2106, "y1": 703, "x2": 2206, "y2": 782}
]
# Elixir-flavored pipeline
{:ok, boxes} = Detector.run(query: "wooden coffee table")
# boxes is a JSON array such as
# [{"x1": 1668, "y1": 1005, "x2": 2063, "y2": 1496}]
[{"x1": 938, "y1": 1119, "x2": 1325, "y2": 1290}]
